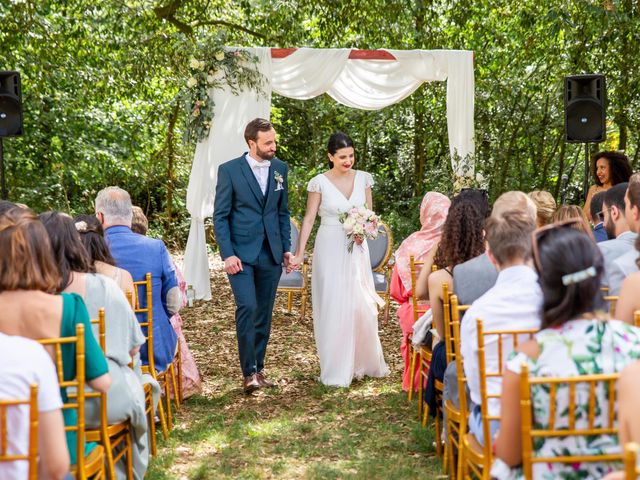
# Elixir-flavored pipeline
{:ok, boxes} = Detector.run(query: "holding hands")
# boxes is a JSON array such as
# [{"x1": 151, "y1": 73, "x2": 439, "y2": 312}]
[{"x1": 285, "y1": 251, "x2": 302, "y2": 273}]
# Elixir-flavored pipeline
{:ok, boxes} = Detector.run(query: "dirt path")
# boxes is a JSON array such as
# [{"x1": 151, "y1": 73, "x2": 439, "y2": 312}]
[{"x1": 147, "y1": 255, "x2": 439, "y2": 479}]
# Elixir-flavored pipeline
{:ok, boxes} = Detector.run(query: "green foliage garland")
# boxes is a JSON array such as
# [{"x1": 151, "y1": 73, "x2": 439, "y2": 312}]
[{"x1": 178, "y1": 45, "x2": 265, "y2": 143}]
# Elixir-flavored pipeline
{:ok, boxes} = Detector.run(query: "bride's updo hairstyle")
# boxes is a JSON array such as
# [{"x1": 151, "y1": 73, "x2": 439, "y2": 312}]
[
  {"x1": 533, "y1": 226, "x2": 603, "y2": 328},
  {"x1": 327, "y1": 132, "x2": 354, "y2": 168}
]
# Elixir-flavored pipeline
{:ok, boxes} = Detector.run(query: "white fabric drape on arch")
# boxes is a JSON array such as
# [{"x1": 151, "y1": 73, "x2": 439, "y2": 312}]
[{"x1": 184, "y1": 47, "x2": 475, "y2": 299}]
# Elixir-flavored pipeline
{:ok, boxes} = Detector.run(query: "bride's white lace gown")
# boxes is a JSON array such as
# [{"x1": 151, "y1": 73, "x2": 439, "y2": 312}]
[{"x1": 307, "y1": 170, "x2": 389, "y2": 387}]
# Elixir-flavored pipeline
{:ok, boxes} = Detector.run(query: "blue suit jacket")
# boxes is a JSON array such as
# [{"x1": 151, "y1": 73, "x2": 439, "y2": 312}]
[
  {"x1": 105, "y1": 225, "x2": 178, "y2": 371},
  {"x1": 213, "y1": 154, "x2": 291, "y2": 264}
]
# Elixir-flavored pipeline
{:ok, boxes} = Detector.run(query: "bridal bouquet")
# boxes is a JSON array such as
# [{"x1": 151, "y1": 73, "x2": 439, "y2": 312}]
[{"x1": 339, "y1": 206, "x2": 381, "y2": 253}]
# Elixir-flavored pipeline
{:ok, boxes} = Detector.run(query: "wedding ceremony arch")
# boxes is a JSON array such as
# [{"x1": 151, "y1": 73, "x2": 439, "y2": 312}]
[{"x1": 183, "y1": 47, "x2": 475, "y2": 300}]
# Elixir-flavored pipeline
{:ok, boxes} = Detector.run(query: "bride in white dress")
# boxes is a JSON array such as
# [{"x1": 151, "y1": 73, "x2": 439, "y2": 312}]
[{"x1": 291, "y1": 132, "x2": 389, "y2": 387}]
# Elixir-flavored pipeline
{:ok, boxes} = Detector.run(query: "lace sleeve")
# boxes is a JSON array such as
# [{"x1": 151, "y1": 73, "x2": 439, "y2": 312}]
[
  {"x1": 307, "y1": 175, "x2": 322, "y2": 193},
  {"x1": 363, "y1": 171, "x2": 375, "y2": 189}
]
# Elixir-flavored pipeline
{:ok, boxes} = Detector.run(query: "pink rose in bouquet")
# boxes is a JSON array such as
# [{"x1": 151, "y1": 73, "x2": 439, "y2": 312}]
[{"x1": 339, "y1": 206, "x2": 381, "y2": 252}]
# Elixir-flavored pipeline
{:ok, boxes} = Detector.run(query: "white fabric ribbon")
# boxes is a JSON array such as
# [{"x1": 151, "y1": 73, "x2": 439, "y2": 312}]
[{"x1": 184, "y1": 47, "x2": 475, "y2": 300}]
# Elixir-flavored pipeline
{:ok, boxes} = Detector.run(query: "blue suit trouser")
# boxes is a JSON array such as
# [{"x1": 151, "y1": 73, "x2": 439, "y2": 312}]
[{"x1": 228, "y1": 242, "x2": 281, "y2": 377}]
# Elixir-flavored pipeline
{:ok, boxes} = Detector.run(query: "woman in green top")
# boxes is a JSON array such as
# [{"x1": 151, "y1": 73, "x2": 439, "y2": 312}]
[{"x1": 0, "y1": 206, "x2": 111, "y2": 465}]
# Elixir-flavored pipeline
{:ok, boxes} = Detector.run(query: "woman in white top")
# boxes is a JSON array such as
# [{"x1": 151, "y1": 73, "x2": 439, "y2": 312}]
[
  {"x1": 291, "y1": 132, "x2": 388, "y2": 387},
  {"x1": 0, "y1": 334, "x2": 69, "y2": 480}
]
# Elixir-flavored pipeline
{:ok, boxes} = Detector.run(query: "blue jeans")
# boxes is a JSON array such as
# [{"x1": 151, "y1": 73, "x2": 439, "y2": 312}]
[{"x1": 468, "y1": 403, "x2": 501, "y2": 446}]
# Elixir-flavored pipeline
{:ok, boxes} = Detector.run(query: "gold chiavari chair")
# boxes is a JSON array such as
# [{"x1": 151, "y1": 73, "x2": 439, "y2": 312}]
[
  {"x1": 132, "y1": 274, "x2": 172, "y2": 440},
  {"x1": 126, "y1": 291, "x2": 159, "y2": 456},
  {"x1": 86, "y1": 309, "x2": 133, "y2": 480},
  {"x1": 519, "y1": 364, "x2": 622, "y2": 478},
  {"x1": 418, "y1": 282, "x2": 451, "y2": 461},
  {"x1": 407, "y1": 256, "x2": 428, "y2": 402},
  {"x1": 0, "y1": 384, "x2": 38, "y2": 479},
  {"x1": 441, "y1": 295, "x2": 470, "y2": 478},
  {"x1": 625, "y1": 442, "x2": 640, "y2": 479},
  {"x1": 39, "y1": 324, "x2": 106, "y2": 480},
  {"x1": 444, "y1": 295, "x2": 469, "y2": 480},
  {"x1": 633, "y1": 311, "x2": 640, "y2": 328},
  {"x1": 462, "y1": 319, "x2": 537, "y2": 480}
]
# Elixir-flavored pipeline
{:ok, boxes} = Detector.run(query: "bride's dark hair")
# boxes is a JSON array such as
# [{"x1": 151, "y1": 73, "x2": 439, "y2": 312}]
[{"x1": 327, "y1": 132, "x2": 354, "y2": 168}]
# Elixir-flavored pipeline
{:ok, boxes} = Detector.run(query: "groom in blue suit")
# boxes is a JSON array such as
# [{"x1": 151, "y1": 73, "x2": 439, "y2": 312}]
[{"x1": 214, "y1": 118, "x2": 292, "y2": 393}]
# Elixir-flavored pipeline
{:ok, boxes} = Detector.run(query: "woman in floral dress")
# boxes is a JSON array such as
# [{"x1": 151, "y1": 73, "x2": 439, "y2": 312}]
[{"x1": 492, "y1": 222, "x2": 640, "y2": 479}]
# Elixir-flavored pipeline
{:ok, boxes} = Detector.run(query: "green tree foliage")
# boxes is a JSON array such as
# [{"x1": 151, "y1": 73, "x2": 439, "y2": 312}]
[{"x1": 1, "y1": 0, "x2": 639, "y2": 243}]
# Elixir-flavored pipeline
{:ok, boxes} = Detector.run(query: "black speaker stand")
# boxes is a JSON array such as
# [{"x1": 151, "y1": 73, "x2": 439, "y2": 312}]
[
  {"x1": 0, "y1": 138, "x2": 6, "y2": 200},
  {"x1": 583, "y1": 143, "x2": 590, "y2": 202}
]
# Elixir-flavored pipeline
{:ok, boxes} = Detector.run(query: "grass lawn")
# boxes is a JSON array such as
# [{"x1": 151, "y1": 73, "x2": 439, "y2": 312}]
[{"x1": 147, "y1": 260, "x2": 442, "y2": 479}]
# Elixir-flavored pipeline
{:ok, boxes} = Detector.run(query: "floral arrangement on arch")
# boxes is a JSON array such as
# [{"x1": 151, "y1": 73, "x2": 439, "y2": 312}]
[{"x1": 179, "y1": 47, "x2": 265, "y2": 143}]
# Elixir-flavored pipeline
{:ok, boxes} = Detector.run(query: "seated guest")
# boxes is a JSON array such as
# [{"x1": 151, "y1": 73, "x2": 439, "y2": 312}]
[
  {"x1": 492, "y1": 225, "x2": 640, "y2": 479},
  {"x1": 442, "y1": 191, "x2": 538, "y2": 435},
  {"x1": 390, "y1": 192, "x2": 450, "y2": 392},
  {"x1": 74, "y1": 214, "x2": 135, "y2": 297},
  {"x1": 40, "y1": 211, "x2": 154, "y2": 480},
  {"x1": 597, "y1": 183, "x2": 636, "y2": 288},
  {"x1": 129, "y1": 206, "x2": 202, "y2": 399},
  {"x1": 608, "y1": 181, "x2": 640, "y2": 295},
  {"x1": 527, "y1": 190, "x2": 556, "y2": 227},
  {"x1": 602, "y1": 361, "x2": 640, "y2": 480},
  {"x1": 131, "y1": 205, "x2": 148, "y2": 235},
  {"x1": 590, "y1": 191, "x2": 609, "y2": 242},
  {"x1": 452, "y1": 191, "x2": 536, "y2": 305},
  {"x1": 0, "y1": 333, "x2": 69, "y2": 480},
  {"x1": 552, "y1": 204, "x2": 593, "y2": 237},
  {"x1": 612, "y1": 241, "x2": 640, "y2": 323},
  {"x1": 583, "y1": 150, "x2": 632, "y2": 221},
  {"x1": 460, "y1": 210, "x2": 541, "y2": 446},
  {"x1": 95, "y1": 187, "x2": 181, "y2": 373},
  {"x1": 0, "y1": 207, "x2": 111, "y2": 467}
]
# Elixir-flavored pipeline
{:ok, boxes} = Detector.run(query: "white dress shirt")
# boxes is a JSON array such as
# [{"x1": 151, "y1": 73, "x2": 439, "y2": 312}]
[
  {"x1": 246, "y1": 154, "x2": 270, "y2": 195},
  {"x1": 460, "y1": 265, "x2": 542, "y2": 417}
]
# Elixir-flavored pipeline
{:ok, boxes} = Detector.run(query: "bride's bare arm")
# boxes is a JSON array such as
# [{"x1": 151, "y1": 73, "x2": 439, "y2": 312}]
[
  {"x1": 293, "y1": 192, "x2": 322, "y2": 264},
  {"x1": 365, "y1": 187, "x2": 373, "y2": 210}
]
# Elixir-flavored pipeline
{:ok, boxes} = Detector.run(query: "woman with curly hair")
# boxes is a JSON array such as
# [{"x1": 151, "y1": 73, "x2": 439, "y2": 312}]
[{"x1": 583, "y1": 151, "x2": 632, "y2": 221}]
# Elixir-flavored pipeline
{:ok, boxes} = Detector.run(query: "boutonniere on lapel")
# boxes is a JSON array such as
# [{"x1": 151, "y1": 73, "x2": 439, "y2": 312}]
[{"x1": 274, "y1": 171, "x2": 284, "y2": 191}]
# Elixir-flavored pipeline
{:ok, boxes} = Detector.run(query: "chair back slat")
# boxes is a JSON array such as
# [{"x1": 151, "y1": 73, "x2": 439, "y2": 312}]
[
  {"x1": 477, "y1": 318, "x2": 538, "y2": 461},
  {"x1": 0, "y1": 384, "x2": 39, "y2": 479},
  {"x1": 450, "y1": 295, "x2": 468, "y2": 428},
  {"x1": 603, "y1": 295, "x2": 618, "y2": 316},
  {"x1": 442, "y1": 283, "x2": 454, "y2": 364},
  {"x1": 88, "y1": 309, "x2": 110, "y2": 451},
  {"x1": 38, "y1": 324, "x2": 86, "y2": 474},
  {"x1": 520, "y1": 363, "x2": 622, "y2": 476},
  {"x1": 133, "y1": 273, "x2": 156, "y2": 376},
  {"x1": 624, "y1": 442, "x2": 640, "y2": 479},
  {"x1": 409, "y1": 256, "x2": 427, "y2": 323},
  {"x1": 634, "y1": 311, "x2": 640, "y2": 328}
]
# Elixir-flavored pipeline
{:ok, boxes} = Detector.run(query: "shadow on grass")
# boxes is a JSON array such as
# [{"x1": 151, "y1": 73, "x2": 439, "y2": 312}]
[{"x1": 147, "y1": 382, "x2": 441, "y2": 480}]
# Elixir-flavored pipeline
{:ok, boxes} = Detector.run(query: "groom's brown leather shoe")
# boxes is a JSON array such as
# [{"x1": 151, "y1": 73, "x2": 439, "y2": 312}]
[
  {"x1": 243, "y1": 374, "x2": 261, "y2": 394},
  {"x1": 256, "y1": 371, "x2": 275, "y2": 388}
]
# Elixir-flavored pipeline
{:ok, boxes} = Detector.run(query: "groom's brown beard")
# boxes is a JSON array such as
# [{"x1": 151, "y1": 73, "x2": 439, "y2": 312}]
[{"x1": 256, "y1": 146, "x2": 276, "y2": 160}]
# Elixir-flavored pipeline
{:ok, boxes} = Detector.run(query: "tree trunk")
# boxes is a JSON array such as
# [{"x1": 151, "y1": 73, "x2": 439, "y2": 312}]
[{"x1": 164, "y1": 103, "x2": 180, "y2": 229}]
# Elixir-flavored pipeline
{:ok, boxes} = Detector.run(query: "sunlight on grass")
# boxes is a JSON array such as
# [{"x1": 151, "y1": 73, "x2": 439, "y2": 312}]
[{"x1": 145, "y1": 282, "x2": 443, "y2": 479}]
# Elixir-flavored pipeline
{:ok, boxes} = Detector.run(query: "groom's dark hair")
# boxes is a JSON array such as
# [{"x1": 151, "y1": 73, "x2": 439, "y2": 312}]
[{"x1": 244, "y1": 118, "x2": 273, "y2": 144}]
